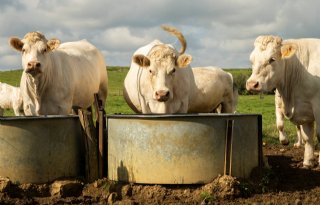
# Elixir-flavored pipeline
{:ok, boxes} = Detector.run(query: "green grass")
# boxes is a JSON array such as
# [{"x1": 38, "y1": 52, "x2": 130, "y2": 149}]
[
  {"x1": 236, "y1": 95, "x2": 296, "y2": 144},
  {"x1": 224, "y1": 68, "x2": 251, "y2": 75},
  {"x1": 0, "y1": 67, "x2": 297, "y2": 145},
  {"x1": 0, "y1": 69, "x2": 22, "y2": 87}
]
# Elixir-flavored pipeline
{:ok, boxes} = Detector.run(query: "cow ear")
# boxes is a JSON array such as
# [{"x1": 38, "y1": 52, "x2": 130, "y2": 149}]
[
  {"x1": 47, "y1": 38, "x2": 61, "y2": 50},
  {"x1": 176, "y1": 54, "x2": 192, "y2": 68},
  {"x1": 133, "y1": 54, "x2": 150, "y2": 67},
  {"x1": 281, "y1": 43, "x2": 297, "y2": 59},
  {"x1": 9, "y1": 37, "x2": 24, "y2": 52}
]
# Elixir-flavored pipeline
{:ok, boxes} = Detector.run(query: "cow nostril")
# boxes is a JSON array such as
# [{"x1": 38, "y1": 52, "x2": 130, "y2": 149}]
[
  {"x1": 27, "y1": 61, "x2": 41, "y2": 69},
  {"x1": 253, "y1": 81, "x2": 259, "y2": 88},
  {"x1": 155, "y1": 90, "x2": 170, "y2": 102}
]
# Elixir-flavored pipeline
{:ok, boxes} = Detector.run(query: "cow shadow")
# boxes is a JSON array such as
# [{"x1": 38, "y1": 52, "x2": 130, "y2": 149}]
[
  {"x1": 117, "y1": 161, "x2": 129, "y2": 182},
  {"x1": 266, "y1": 154, "x2": 320, "y2": 192}
]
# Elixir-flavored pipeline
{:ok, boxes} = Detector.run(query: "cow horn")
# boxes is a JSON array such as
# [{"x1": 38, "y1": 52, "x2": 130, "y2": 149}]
[{"x1": 161, "y1": 25, "x2": 187, "y2": 55}]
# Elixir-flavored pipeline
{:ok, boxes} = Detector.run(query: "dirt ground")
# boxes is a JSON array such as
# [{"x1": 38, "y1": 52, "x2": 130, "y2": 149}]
[{"x1": 0, "y1": 144, "x2": 320, "y2": 205}]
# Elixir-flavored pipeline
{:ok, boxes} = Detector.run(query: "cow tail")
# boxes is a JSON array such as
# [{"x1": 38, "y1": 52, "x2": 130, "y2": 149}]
[{"x1": 161, "y1": 25, "x2": 187, "y2": 55}]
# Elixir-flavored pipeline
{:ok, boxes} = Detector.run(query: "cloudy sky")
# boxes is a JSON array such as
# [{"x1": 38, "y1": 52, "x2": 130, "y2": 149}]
[{"x1": 0, "y1": 0, "x2": 319, "y2": 70}]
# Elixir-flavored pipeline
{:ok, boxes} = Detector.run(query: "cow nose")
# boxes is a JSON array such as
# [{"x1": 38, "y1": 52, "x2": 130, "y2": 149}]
[
  {"x1": 27, "y1": 61, "x2": 41, "y2": 70},
  {"x1": 26, "y1": 61, "x2": 41, "y2": 75},
  {"x1": 246, "y1": 80, "x2": 260, "y2": 91},
  {"x1": 155, "y1": 90, "x2": 170, "y2": 102}
]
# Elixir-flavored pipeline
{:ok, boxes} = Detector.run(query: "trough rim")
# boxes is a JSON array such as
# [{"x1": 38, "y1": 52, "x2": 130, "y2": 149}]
[
  {"x1": 106, "y1": 113, "x2": 262, "y2": 119},
  {"x1": 0, "y1": 115, "x2": 79, "y2": 121}
]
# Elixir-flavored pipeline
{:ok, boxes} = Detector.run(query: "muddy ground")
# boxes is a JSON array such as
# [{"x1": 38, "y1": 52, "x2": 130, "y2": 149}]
[{"x1": 0, "y1": 144, "x2": 320, "y2": 205}]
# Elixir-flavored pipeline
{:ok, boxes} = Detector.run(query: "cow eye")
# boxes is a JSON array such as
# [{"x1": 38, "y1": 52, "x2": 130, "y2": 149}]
[
  {"x1": 149, "y1": 69, "x2": 154, "y2": 75},
  {"x1": 21, "y1": 48, "x2": 25, "y2": 53},
  {"x1": 170, "y1": 68, "x2": 176, "y2": 74},
  {"x1": 42, "y1": 48, "x2": 48, "y2": 53},
  {"x1": 268, "y1": 57, "x2": 276, "y2": 64}
]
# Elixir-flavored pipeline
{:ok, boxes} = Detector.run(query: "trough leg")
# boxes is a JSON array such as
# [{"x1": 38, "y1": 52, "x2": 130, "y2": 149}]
[
  {"x1": 78, "y1": 108, "x2": 99, "y2": 182},
  {"x1": 94, "y1": 93, "x2": 107, "y2": 178}
]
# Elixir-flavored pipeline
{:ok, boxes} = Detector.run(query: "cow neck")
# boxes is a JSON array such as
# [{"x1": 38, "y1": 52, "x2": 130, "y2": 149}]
[
  {"x1": 25, "y1": 60, "x2": 53, "y2": 99},
  {"x1": 25, "y1": 74, "x2": 44, "y2": 100},
  {"x1": 277, "y1": 57, "x2": 304, "y2": 119}
]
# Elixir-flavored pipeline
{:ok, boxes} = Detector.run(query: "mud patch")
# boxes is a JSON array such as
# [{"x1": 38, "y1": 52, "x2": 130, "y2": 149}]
[{"x1": 0, "y1": 144, "x2": 320, "y2": 204}]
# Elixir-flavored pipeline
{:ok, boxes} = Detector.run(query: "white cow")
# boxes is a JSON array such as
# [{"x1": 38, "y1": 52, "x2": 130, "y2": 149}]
[
  {"x1": 188, "y1": 67, "x2": 237, "y2": 113},
  {"x1": 9, "y1": 32, "x2": 108, "y2": 115},
  {"x1": 124, "y1": 25, "x2": 237, "y2": 114},
  {"x1": 275, "y1": 89, "x2": 304, "y2": 147},
  {"x1": 0, "y1": 82, "x2": 24, "y2": 116},
  {"x1": 246, "y1": 35, "x2": 320, "y2": 167}
]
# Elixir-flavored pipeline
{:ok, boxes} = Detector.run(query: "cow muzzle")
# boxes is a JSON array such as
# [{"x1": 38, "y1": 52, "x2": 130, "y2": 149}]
[
  {"x1": 155, "y1": 90, "x2": 170, "y2": 102},
  {"x1": 246, "y1": 79, "x2": 261, "y2": 92},
  {"x1": 25, "y1": 61, "x2": 42, "y2": 76}
]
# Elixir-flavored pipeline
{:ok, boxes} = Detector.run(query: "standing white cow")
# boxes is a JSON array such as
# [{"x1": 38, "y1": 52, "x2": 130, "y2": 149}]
[
  {"x1": 124, "y1": 25, "x2": 237, "y2": 114},
  {"x1": 0, "y1": 82, "x2": 24, "y2": 116},
  {"x1": 9, "y1": 32, "x2": 108, "y2": 115},
  {"x1": 246, "y1": 35, "x2": 320, "y2": 167}
]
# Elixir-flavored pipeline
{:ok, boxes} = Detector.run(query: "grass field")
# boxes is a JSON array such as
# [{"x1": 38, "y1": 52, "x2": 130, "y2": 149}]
[{"x1": 0, "y1": 67, "x2": 297, "y2": 145}]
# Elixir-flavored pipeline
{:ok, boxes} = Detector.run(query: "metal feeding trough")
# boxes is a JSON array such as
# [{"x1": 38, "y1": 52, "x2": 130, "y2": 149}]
[
  {"x1": 0, "y1": 116, "x2": 84, "y2": 184},
  {"x1": 107, "y1": 113, "x2": 262, "y2": 184}
]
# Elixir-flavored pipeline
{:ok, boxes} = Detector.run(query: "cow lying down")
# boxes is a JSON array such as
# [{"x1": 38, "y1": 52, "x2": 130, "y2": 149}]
[
  {"x1": 0, "y1": 82, "x2": 24, "y2": 116},
  {"x1": 124, "y1": 25, "x2": 237, "y2": 114},
  {"x1": 9, "y1": 32, "x2": 108, "y2": 115}
]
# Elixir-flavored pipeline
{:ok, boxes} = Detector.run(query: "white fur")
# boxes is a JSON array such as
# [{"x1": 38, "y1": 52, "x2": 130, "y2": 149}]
[
  {"x1": 0, "y1": 82, "x2": 24, "y2": 116},
  {"x1": 124, "y1": 40, "x2": 237, "y2": 114},
  {"x1": 11, "y1": 33, "x2": 108, "y2": 116},
  {"x1": 247, "y1": 36, "x2": 320, "y2": 167}
]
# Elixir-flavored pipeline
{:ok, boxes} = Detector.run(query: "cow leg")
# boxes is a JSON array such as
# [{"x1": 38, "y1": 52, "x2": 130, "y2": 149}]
[
  {"x1": 294, "y1": 125, "x2": 304, "y2": 148},
  {"x1": 13, "y1": 108, "x2": 21, "y2": 116},
  {"x1": 317, "y1": 130, "x2": 320, "y2": 166},
  {"x1": 316, "y1": 130, "x2": 320, "y2": 151},
  {"x1": 275, "y1": 90, "x2": 289, "y2": 145},
  {"x1": 275, "y1": 105, "x2": 289, "y2": 145},
  {"x1": 315, "y1": 123, "x2": 320, "y2": 166},
  {"x1": 213, "y1": 104, "x2": 222, "y2": 113},
  {"x1": 98, "y1": 79, "x2": 108, "y2": 109},
  {"x1": 301, "y1": 122, "x2": 315, "y2": 168},
  {"x1": 220, "y1": 101, "x2": 233, "y2": 113}
]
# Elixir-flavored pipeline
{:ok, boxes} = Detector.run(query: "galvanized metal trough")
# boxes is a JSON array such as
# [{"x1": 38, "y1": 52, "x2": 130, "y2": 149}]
[
  {"x1": 107, "y1": 113, "x2": 262, "y2": 184},
  {"x1": 0, "y1": 116, "x2": 85, "y2": 184}
]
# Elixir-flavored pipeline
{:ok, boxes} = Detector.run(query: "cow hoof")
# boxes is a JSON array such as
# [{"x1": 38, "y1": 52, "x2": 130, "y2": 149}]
[
  {"x1": 302, "y1": 164, "x2": 312, "y2": 169},
  {"x1": 280, "y1": 139, "x2": 289, "y2": 146},
  {"x1": 303, "y1": 161, "x2": 314, "y2": 169},
  {"x1": 293, "y1": 142, "x2": 302, "y2": 148}
]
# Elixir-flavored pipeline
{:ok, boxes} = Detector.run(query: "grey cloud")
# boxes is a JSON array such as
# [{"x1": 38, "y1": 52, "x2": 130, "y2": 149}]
[{"x1": 1, "y1": 0, "x2": 320, "y2": 69}]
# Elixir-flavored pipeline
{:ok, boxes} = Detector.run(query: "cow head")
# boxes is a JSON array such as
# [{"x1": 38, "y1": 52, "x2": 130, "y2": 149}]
[
  {"x1": 133, "y1": 44, "x2": 192, "y2": 103},
  {"x1": 246, "y1": 35, "x2": 297, "y2": 92},
  {"x1": 9, "y1": 32, "x2": 60, "y2": 77}
]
